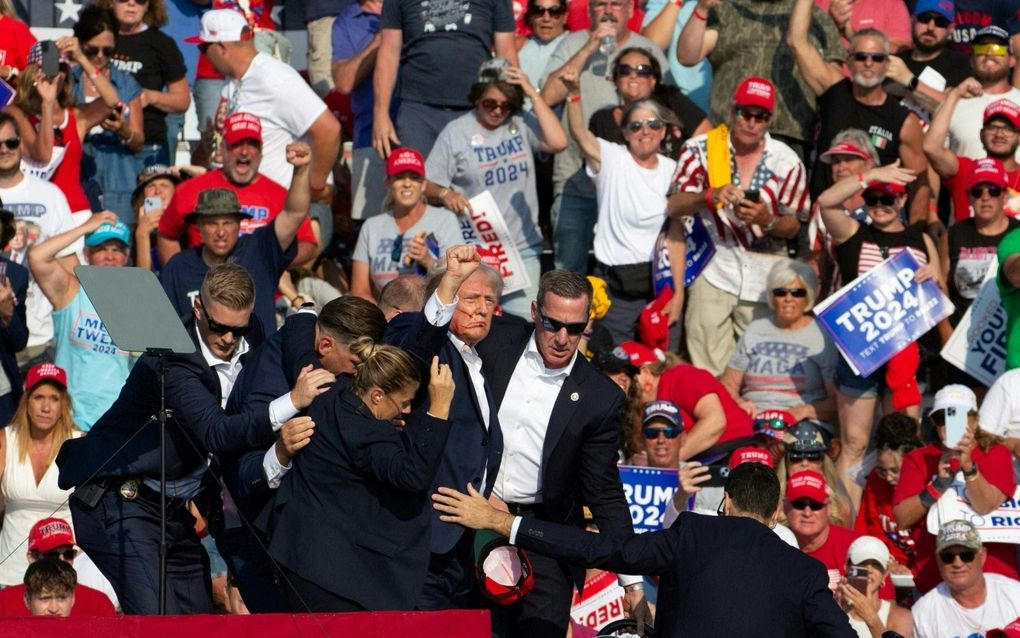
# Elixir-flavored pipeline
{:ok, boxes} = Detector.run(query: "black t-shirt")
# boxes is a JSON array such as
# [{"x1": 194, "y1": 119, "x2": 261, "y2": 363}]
[
  {"x1": 903, "y1": 49, "x2": 971, "y2": 90},
  {"x1": 812, "y1": 79, "x2": 912, "y2": 198},
  {"x1": 588, "y1": 87, "x2": 706, "y2": 162},
  {"x1": 947, "y1": 217, "x2": 1020, "y2": 324},
  {"x1": 111, "y1": 28, "x2": 187, "y2": 147}
]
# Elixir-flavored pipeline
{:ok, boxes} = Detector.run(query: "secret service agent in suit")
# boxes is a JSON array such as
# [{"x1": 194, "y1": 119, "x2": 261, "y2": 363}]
[
  {"x1": 0, "y1": 209, "x2": 28, "y2": 424},
  {"x1": 216, "y1": 297, "x2": 383, "y2": 612},
  {"x1": 55, "y1": 264, "x2": 328, "y2": 615},
  {"x1": 435, "y1": 462, "x2": 856, "y2": 638},
  {"x1": 474, "y1": 270, "x2": 643, "y2": 638},
  {"x1": 268, "y1": 344, "x2": 456, "y2": 612},
  {"x1": 385, "y1": 245, "x2": 504, "y2": 610}
]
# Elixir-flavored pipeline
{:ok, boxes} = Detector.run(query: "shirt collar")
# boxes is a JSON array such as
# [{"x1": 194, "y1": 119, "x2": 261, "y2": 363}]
[
  {"x1": 525, "y1": 331, "x2": 577, "y2": 378},
  {"x1": 195, "y1": 325, "x2": 249, "y2": 369},
  {"x1": 448, "y1": 332, "x2": 478, "y2": 359}
]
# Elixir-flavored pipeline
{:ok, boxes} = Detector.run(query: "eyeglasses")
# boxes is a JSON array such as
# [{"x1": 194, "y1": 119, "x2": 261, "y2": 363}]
[
  {"x1": 736, "y1": 108, "x2": 771, "y2": 123},
  {"x1": 204, "y1": 313, "x2": 253, "y2": 337},
  {"x1": 539, "y1": 313, "x2": 588, "y2": 335},
  {"x1": 480, "y1": 98, "x2": 511, "y2": 112},
  {"x1": 969, "y1": 185, "x2": 1003, "y2": 198},
  {"x1": 626, "y1": 118, "x2": 664, "y2": 132},
  {"x1": 530, "y1": 5, "x2": 566, "y2": 16},
  {"x1": 643, "y1": 425, "x2": 681, "y2": 439},
  {"x1": 788, "y1": 451, "x2": 824, "y2": 463},
  {"x1": 35, "y1": 548, "x2": 78, "y2": 561},
  {"x1": 973, "y1": 43, "x2": 1009, "y2": 57},
  {"x1": 984, "y1": 122, "x2": 1019, "y2": 135},
  {"x1": 83, "y1": 45, "x2": 115, "y2": 58},
  {"x1": 915, "y1": 12, "x2": 951, "y2": 28},
  {"x1": 851, "y1": 51, "x2": 889, "y2": 63},
  {"x1": 616, "y1": 63, "x2": 655, "y2": 78},
  {"x1": 863, "y1": 192, "x2": 898, "y2": 207},
  {"x1": 938, "y1": 549, "x2": 977, "y2": 564},
  {"x1": 0, "y1": 138, "x2": 20, "y2": 150},
  {"x1": 790, "y1": 499, "x2": 826, "y2": 511},
  {"x1": 772, "y1": 287, "x2": 808, "y2": 298},
  {"x1": 391, "y1": 233, "x2": 404, "y2": 262}
]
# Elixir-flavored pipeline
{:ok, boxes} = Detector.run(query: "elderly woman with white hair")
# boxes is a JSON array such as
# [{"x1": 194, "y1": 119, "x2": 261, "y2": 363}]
[{"x1": 720, "y1": 259, "x2": 839, "y2": 422}]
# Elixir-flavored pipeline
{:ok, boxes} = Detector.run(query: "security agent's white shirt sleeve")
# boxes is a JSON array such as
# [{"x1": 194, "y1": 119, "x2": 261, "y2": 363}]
[
  {"x1": 269, "y1": 393, "x2": 299, "y2": 432},
  {"x1": 509, "y1": 515, "x2": 524, "y2": 544},
  {"x1": 262, "y1": 446, "x2": 290, "y2": 489},
  {"x1": 507, "y1": 516, "x2": 642, "y2": 587}
]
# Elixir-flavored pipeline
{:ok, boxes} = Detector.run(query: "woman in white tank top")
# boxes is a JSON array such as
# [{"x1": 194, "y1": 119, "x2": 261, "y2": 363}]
[{"x1": 839, "y1": 535, "x2": 914, "y2": 638}]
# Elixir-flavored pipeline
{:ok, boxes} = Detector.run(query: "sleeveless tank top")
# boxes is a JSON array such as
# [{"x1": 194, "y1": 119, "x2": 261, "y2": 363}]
[
  {"x1": 848, "y1": 599, "x2": 891, "y2": 638},
  {"x1": 835, "y1": 223, "x2": 930, "y2": 280},
  {"x1": 28, "y1": 108, "x2": 91, "y2": 213}
]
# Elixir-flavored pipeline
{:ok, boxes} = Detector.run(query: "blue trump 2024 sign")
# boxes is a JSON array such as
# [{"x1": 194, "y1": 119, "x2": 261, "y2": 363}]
[
  {"x1": 619, "y1": 465, "x2": 678, "y2": 533},
  {"x1": 814, "y1": 250, "x2": 954, "y2": 378}
]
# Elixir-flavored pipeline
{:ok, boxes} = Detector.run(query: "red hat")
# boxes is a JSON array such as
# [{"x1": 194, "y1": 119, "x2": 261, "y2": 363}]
[
  {"x1": 988, "y1": 618, "x2": 1020, "y2": 638},
  {"x1": 967, "y1": 157, "x2": 1008, "y2": 190},
  {"x1": 475, "y1": 534, "x2": 535, "y2": 605},
  {"x1": 25, "y1": 362, "x2": 67, "y2": 393},
  {"x1": 28, "y1": 517, "x2": 75, "y2": 553},
  {"x1": 222, "y1": 112, "x2": 262, "y2": 147},
  {"x1": 983, "y1": 99, "x2": 1020, "y2": 129},
  {"x1": 614, "y1": 341, "x2": 662, "y2": 367},
  {"x1": 637, "y1": 287, "x2": 673, "y2": 351},
  {"x1": 728, "y1": 446, "x2": 775, "y2": 470},
  {"x1": 733, "y1": 77, "x2": 776, "y2": 112},
  {"x1": 819, "y1": 142, "x2": 871, "y2": 164},
  {"x1": 863, "y1": 181, "x2": 907, "y2": 195},
  {"x1": 753, "y1": 409, "x2": 796, "y2": 440},
  {"x1": 386, "y1": 148, "x2": 426, "y2": 178},
  {"x1": 786, "y1": 470, "x2": 828, "y2": 504}
]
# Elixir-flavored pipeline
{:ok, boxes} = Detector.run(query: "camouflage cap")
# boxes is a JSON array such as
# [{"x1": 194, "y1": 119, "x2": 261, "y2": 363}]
[{"x1": 936, "y1": 519, "x2": 982, "y2": 553}]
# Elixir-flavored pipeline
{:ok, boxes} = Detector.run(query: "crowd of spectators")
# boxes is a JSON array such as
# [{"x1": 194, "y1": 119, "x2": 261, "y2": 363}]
[{"x1": 0, "y1": 0, "x2": 1017, "y2": 634}]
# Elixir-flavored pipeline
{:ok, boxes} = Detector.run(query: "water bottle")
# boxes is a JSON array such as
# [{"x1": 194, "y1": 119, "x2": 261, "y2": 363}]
[{"x1": 599, "y1": 32, "x2": 616, "y2": 57}]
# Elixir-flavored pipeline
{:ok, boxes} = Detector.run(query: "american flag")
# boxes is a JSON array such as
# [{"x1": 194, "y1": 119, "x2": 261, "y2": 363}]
[{"x1": 13, "y1": 0, "x2": 304, "y2": 31}]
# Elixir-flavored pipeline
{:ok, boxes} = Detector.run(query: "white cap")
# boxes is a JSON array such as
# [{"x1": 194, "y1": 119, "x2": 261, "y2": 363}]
[
  {"x1": 930, "y1": 384, "x2": 978, "y2": 416},
  {"x1": 185, "y1": 9, "x2": 253, "y2": 44},
  {"x1": 847, "y1": 536, "x2": 890, "y2": 570}
]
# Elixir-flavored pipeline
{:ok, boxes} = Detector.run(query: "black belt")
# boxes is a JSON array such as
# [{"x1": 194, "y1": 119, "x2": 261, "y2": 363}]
[
  {"x1": 505, "y1": 502, "x2": 542, "y2": 516},
  {"x1": 92, "y1": 478, "x2": 189, "y2": 508}
]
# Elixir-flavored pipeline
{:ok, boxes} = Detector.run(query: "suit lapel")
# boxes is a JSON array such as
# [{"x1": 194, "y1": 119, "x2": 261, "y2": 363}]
[
  {"x1": 541, "y1": 368, "x2": 585, "y2": 467},
  {"x1": 489, "y1": 332, "x2": 529, "y2": 407},
  {"x1": 452, "y1": 347, "x2": 487, "y2": 429}
]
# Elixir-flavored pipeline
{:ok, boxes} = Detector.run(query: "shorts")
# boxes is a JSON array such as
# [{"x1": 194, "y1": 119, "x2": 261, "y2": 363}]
[{"x1": 836, "y1": 356, "x2": 886, "y2": 399}]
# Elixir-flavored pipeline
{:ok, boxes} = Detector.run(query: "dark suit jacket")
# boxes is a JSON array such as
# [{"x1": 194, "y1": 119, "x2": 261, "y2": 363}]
[
  {"x1": 476, "y1": 316, "x2": 631, "y2": 588},
  {"x1": 0, "y1": 258, "x2": 28, "y2": 403},
  {"x1": 56, "y1": 316, "x2": 273, "y2": 489},
  {"x1": 268, "y1": 385, "x2": 452, "y2": 610},
  {"x1": 385, "y1": 310, "x2": 503, "y2": 555},
  {"x1": 515, "y1": 513, "x2": 855, "y2": 638}
]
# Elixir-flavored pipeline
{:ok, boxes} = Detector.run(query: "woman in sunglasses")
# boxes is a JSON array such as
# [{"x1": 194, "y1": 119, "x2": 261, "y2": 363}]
[
  {"x1": 0, "y1": 363, "x2": 82, "y2": 587},
  {"x1": 775, "y1": 420, "x2": 852, "y2": 527},
  {"x1": 70, "y1": 5, "x2": 146, "y2": 223},
  {"x1": 720, "y1": 259, "x2": 838, "y2": 425},
  {"x1": 424, "y1": 59, "x2": 567, "y2": 317},
  {"x1": 560, "y1": 67, "x2": 680, "y2": 343},
  {"x1": 818, "y1": 160, "x2": 943, "y2": 507}
]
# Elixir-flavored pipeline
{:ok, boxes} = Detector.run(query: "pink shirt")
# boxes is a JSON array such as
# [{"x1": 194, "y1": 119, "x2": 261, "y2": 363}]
[{"x1": 813, "y1": 0, "x2": 911, "y2": 46}]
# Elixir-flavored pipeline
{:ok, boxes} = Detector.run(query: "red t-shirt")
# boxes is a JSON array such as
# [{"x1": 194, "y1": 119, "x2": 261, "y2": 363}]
[
  {"x1": 855, "y1": 469, "x2": 918, "y2": 570},
  {"x1": 28, "y1": 109, "x2": 91, "y2": 213},
  {"x1": 0, "y1": 15, "x2": 37, "y2": 72},
  {"x1": 195, "y1": 1, "x2": 276, "y2": 81},
  {"x1": 945, "y1": 156, "x2": 1020, "y2": 222},
  {"x1": 159, "y1": 170, "x2": 316, "y2": 248},
  {"x1": 0, "y1": 583, "x2": 116, "y2": 617},
  {"x1": 892, "y1": 443, "x2": 1019, "y2": 594},
  {"x1": 656, "y1": 364, "x2": 754, "y2": 445}
]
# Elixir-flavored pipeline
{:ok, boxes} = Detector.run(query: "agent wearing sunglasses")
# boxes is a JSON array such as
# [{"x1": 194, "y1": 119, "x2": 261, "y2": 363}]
[
  {"x1": 790, "y1": 0, "x2": 931, "y2": 229},
  {"x1": 912, "y1": 520, "x2": 1020, "y2": 638},
  {"x1": 0, "y1": 517, "x2": 115, "y2": 616},
  {"x1": 891, "y1": 385, "x2": 1017, "y2": 595}
]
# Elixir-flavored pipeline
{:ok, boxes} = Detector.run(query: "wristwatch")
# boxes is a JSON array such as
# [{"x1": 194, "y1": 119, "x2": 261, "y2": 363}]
[{"x1": 907, "y1": 75, "x2": 919, "y2": 92}]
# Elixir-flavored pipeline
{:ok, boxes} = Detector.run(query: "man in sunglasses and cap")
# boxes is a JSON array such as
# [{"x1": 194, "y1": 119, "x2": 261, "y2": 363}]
[{"x1": 912, "y1": 520, "x2": 1020, "y2": 638}]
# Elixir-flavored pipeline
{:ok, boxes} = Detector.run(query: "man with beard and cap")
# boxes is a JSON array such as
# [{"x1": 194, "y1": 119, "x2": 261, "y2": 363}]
[
  {"x1": 945, "y1": 26, "x2": 1020, "y2": 162},
  {"x1": 788, "y1": 0, "x2": 931, "y2": 229},
  {"x1": 889, "y1": 0, "x2": 970, "y2": 102}
]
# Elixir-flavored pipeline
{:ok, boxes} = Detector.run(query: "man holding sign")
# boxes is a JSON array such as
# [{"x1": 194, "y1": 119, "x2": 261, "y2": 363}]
[{"x1": 817, "y1": 161, "x2": 941, "y2": 500}]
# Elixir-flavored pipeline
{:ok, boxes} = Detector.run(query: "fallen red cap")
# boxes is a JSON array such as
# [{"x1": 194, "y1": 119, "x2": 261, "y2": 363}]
[
  {"x1": 637, "y1": 287, "x2": 673, "y2": 351},
  {"x1": 983, "y1": 99, "x2": 1020, "y2": 129},
  {"x1": 819, "y1": 142, "x2": 871, "y2": 164},
  {"x1": 786, "y1": 470, "x2": 828, "y2": 504},
  {"x1": 28, "y1": 517, "x2": 75, "y2": 553},
  {"x1": 25, "y1": 362, "x2": 67, "y2": 393},
  {"x1": 988, "y1": 618, "x2": 1020, "y2": 638},
  {"x1": 614, "y1": 341, "x2": 662, "y2": 367},
  {"x1": 386, "y1": 147, "x2": 426, "y2": 178},
  {"x1": 728, "y1": 446, "x2": 775, "y2": 470},
  {"x1": 733, "y1": 77, "x2": 776, "y2": 112},
  {"x1": 967, "y1": 157, "x2": 1008, "y2": 190},
  {"x1": 863, "y1": 181, "x2": 907, "y2": 196}
]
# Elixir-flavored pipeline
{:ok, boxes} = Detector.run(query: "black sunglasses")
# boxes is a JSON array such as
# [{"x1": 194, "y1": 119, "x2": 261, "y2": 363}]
[
  {"x1": 391, "y1": 233, "x2": 404, "y2": 262},
  {"x1": 916, "y1": 12, "x2": 951, "y2": 28},
  {"x1": 643, "y1": 425, "x2": 681, "y2": 439},
  {"x1": 205, "y1": 313, "x2": 253, "y2": 337},
  {"x1": 35, "y1": 548, "x2": 78, "y2": 561},
  {"x1": 939, "y1": 549, "x2": 977, "y2": 564},
  {"x1": 790, "y1": 498, "x2": 826, "y2": 511},
  {"x1": 736, "y1": 108, "x2": 772, "y2": 123},
  {"x1": 863, "y1": 192, "x2": 898, "y2": 207},
  {"x1": 530, "y1": 4, "x2": 566, "y2": 16},
  {"x1": 480, "y1": 98, "x2": 511, "y2": 112},
  {"x1": 788, "y1": 451, "x2": 824, "y2": 463},
  {"x1": 539, "y1": 313, "x2": 587, "y2": 335},
  {"x1": 852, "y1": 51, "x2": 889, "y2": 63},
  {"x1": 772, "y1": 287, "x2": 808, "y2": 298},
  {"x1": 84, "y1": 45, "x2": 115, "y2": 58},
  {"x1": 0, "y1": 138, "x2": 20, "y2": 150},
  {"x1": 969, "y1": 185, "x2": 1003, "y2": 198},
  {"x1": 627, "y1": 118, "x2": 665, "y2": 132},
  {"x1": 616, "y1": 63, "x2": 655, "y2": 78}
]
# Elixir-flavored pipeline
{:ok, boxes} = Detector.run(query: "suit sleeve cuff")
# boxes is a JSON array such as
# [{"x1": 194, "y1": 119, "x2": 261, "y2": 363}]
[
  {"x1": 508, "y1": 515, "x2": 524, "y2": 544},
  {"x1": 663, "y1": 492, "x2": 681, "y2": 529},
  {"x1": 617, "y1": 573, "x2": 642, "y2": 587},
  {"x1": 263, "y1": 446, "x2": 291, "y2": 489},
  {"x1": 424, "y1": 291, "x2": 458, "y2": 326},
  {"x1": 269, "y1": 393, "x2": 299, "y2": 432}
]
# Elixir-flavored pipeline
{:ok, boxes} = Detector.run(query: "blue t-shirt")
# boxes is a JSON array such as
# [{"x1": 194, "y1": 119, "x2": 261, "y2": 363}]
[
  {"x1": 641, "y1": 0, "x2": 712, "y2": 111},
  {"x1": 160, "y1": 220, "x2": 296, "y2": 332},
  {"x1": 332, "y1": 3, "x2": 398, "y2": 148}
]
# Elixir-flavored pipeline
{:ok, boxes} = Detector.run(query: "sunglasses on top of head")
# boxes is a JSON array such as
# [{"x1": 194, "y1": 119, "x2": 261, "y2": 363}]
[
  {"x1": 643, "y1": 424, "x2": 681, "y2": 439},
  {"x1": 539, "y1": 313, "x2": 587, "y2": 335}
]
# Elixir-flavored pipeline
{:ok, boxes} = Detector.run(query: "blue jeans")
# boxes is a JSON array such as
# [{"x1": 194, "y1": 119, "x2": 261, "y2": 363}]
[
  {"x1": 553, "y1": 193, "x2": 597, "y2": 274},
  {"x1": 192, "y1": 78, "x2": 226, "y2": 133},
  {"x1": 395, "y1": 100, "x2": 469, "y2": 158}
]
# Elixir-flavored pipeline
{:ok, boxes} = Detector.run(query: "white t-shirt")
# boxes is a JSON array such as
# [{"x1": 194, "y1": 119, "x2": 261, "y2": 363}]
[
  {"x1": 220, "y1": 53, "x2": 328, "y2": 188},
  {"x1": 980, "y1": 367, "x2": 1020, "y2": 481},
  {"x1": 947, "y1": 88, "x2": 1020, "y2": 162},
  {"x1": 587, "y1": 139, "x2": 677, "y2": 266},
  {"x1": 912, "y1": 573, "x2": 1020, "y2": 638},
  {"x1": 0, "y1": 173, "x2": 83, "y2": 347}
]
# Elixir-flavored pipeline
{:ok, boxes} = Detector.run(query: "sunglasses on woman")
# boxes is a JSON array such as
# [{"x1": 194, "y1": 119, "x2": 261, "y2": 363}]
[
  {"x1": 643, "y1": 425, "x2": 681, "y2": 439},
  {"x1": 938, "y1": 549, "x2": 977, "y2": 564},
  {"x1": 863, "y1": 192, "x2": 898, "y2": 207},
  {"x1": 529, "y1": 4, "x2": 566, "y2": 16},
  {"x1": 790, "y1": 499, "x2": 826, "y2": 511},
  {"x1": 627, "y1": 118, "x2": 664, "y2": 132},
  {"x1": 851, "y1": 51, "x2": 888, "y2": 63},
  {"x1": 969, "y1": 185, "x2": 1003, "y2": 198},
  {"x1": 772, "y1": 287, "x2": 807, "y2": 298},
  {"x1": 539, "y1": 313, "x2": 587, "y2": 335},
  {"x1": 480, "y1": 98, "x2": 511, "y2": 113},
  {"x1": 788, "y1": 451, "x2": 824, "y2": 463},
  {"x1": 616, "y1": 64, "x2": 655, "y2": 78},
  {"x1": 84, "y1": 45, "x2": 115, "y2": 58}
]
